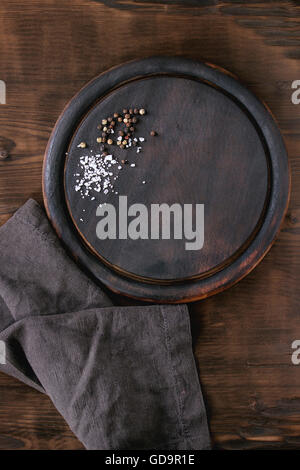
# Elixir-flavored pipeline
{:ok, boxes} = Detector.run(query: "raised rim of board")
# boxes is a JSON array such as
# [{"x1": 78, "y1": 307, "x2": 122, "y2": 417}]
[{"x1": 43, "y1": 56, "x2": 290, "y2": 303}]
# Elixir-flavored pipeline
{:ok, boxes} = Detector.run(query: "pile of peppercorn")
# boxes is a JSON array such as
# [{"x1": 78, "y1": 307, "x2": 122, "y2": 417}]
[
  {"x1": 95, "y1": 107, "x2": 146, "y2": 154},
  {"x1": 74, "y1": 106, "x2": 159, "y2": 200},
  {"x1": 77, "y1": 107, "x2": 157, "y2": 157}
]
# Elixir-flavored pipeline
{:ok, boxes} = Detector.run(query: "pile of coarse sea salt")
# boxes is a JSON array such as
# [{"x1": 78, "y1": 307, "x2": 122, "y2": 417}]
[
  {"x1": 74, "y1": 136, "x2": 145, "y2": 200},
  {"x1": 74, "y1": 152, "x2": 121, "y2": 199}
]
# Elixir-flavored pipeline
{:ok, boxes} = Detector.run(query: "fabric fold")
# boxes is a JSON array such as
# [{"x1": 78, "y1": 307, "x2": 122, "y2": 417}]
[{"x1": 0, "y1": 199, "x2": 210, "y2": 450}]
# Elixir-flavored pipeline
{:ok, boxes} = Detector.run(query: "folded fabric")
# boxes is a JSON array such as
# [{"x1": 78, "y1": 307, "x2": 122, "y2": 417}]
[{"x1": 0, "y1": 199, "x2": 210, "y2": 450}]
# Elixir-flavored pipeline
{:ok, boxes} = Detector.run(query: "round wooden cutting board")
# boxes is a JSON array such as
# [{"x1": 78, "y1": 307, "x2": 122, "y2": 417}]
[{"x1": 43, "y1": 57, "x2": 290, "y2": 303}]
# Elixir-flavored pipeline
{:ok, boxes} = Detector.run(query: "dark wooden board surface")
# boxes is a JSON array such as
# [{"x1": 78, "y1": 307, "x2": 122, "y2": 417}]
[
  {"x1": 65, "y1": 72, "x2": 271, "y2": 282},
  {"x1": 0, "y1": 0, "x2": 300, "y2": 449},
  {"x1": 64, "y1": 69, "x2": 273, "y2": 286}
]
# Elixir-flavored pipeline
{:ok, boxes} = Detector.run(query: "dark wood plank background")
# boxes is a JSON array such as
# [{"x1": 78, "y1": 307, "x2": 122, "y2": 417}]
[{"x1": 0, "y1": 0, "x2": 299, "y2": 450}]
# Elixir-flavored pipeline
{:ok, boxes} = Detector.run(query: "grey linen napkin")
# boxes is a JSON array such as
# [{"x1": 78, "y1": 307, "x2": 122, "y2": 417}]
[{"x1": 0, "y1": 199, "x2": 210, "y2": 450}]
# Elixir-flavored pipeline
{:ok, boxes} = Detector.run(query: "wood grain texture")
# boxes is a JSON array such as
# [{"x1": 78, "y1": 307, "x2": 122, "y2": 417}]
[{"x1": 0, "y1": 0, "x2": 299, "y2": 450}]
